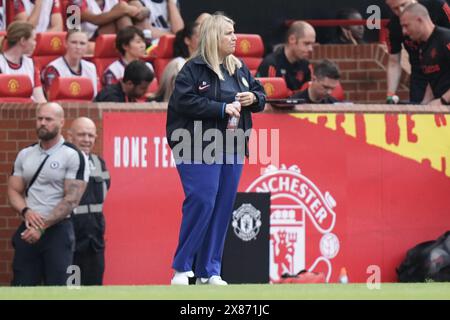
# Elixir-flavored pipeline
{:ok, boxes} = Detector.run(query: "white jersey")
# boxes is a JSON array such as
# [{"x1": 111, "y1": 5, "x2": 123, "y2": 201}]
[
  {"x1": 140, "y1": 0, "x2": 179, "y2": 32},
  {"x1": 76, "y1": 0, "x2": 119, "y2": 39},
  {"x1": 43, "y1": 56, "x2": 98, "y2": 96},
  {"x1": 15, "y1": 0, "x2": 59, "y2": 33},
  {"x1": 0, "y1": 53, "x2": 38, "y2": 87}
]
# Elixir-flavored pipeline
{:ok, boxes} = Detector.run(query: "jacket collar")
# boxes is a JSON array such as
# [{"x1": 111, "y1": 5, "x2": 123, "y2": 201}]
[{"x1": 191, "y1": 55, "x2": 207, "y2": 65}]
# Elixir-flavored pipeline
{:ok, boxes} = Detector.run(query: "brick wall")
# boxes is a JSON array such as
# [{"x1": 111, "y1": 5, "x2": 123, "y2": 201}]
[{"x1": 311, "y1": 44, "x2": 410, "y2": 103}]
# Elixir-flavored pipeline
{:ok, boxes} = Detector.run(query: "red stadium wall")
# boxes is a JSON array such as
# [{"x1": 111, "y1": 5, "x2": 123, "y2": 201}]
[{"x1": 0, "y1": 103, "x2": 449, "y2": 285}]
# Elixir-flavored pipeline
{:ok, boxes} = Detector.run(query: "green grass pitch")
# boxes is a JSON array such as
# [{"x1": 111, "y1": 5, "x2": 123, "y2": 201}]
[{"x1": 1, "y1": 283, "x2": 450, "y2": 300}]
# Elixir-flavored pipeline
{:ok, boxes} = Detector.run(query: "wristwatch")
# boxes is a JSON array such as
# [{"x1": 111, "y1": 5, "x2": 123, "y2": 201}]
[{"x1": 440, "y1": 97, "x2": 450, "y2": 105}]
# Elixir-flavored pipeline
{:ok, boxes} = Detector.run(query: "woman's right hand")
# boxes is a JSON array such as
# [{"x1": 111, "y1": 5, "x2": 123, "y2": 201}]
[{"x1": 225, "y1": 101, "x2": 241, "y2": 117}]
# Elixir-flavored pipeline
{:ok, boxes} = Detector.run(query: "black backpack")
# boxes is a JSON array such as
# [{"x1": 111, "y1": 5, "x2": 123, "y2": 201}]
[{"x1": 396, "y1": 231, "x2": 450, "y2": 282}]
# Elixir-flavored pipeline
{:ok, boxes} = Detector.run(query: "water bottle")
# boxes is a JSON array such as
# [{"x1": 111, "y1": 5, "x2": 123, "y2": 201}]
[
  {"x1": 227, "y1": 98, "x2": 240, "y2": 130},
  {"x1": 338, "y1": 267, "x2": 349, "y2": 284}
]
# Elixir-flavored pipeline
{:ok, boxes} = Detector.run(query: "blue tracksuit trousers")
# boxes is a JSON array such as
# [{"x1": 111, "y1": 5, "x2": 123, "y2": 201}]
[{"x1": 172, "y1": 157, "x2": 243, "y2": 278}]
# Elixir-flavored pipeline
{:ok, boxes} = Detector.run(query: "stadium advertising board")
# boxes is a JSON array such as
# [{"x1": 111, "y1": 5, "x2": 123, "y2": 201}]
[{"x1": 103, "y1": 112, "x2": 450, "y2": 284}]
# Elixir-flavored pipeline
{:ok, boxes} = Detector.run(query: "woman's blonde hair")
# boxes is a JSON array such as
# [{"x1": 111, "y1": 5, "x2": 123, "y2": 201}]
[
  {"x1": 196, "y1": 13, "x2": 241, "y2": 80},
  {"x1": 1, "y1": 21, "x2": 34, "y2": 52},
  {"x1": 154, "y1": 57, "x2": 185, "y2": 102}
]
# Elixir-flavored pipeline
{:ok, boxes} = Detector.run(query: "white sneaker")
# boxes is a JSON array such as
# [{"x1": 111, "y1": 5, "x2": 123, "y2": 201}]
[
  {"x1": 170, "y1": 271, "x2": 194, "y2": 285},
  {"x1": 196, "y1": 275, "x2": 228, "y2": 285}
]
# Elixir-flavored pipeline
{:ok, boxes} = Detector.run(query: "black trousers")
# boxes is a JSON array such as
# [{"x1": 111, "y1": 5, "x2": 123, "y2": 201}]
[
  {"x1": 409, "y1": 70, "x2": 428, "y2": 104},
  {"x1": 11, "y1": 220, "x2": 75, "y2": 286},
  {"x1": 73, "y1": 249, "x2": 105, "y2": 285}
]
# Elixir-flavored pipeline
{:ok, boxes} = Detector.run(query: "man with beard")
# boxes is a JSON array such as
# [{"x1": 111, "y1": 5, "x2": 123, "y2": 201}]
[{"x1": 8, "y1": 103, "x2": 89, "y2": 286}]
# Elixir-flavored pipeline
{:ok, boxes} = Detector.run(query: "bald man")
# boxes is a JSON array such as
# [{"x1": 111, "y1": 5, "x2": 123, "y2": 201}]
[
  {"x1": 257, "y1": 21, "x2": 316, "y2": 92},
  {"x1": 8, "y1": 103, "x2": 89, "y2": 286},
  {"x1": 400, "y1": 3, "x2": 450, "y2": 105},
  {"x1": 68, "y1": 117, "x2": 110, "y2": 285},
  {"x1": 385, "y1": 0, "x2": 450, "y2": 103}
]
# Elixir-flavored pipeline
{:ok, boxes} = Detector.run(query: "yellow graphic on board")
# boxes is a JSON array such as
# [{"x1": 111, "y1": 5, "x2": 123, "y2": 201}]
[{"x1": 291, "y1": 113, "x2": 450, "y2": 178}]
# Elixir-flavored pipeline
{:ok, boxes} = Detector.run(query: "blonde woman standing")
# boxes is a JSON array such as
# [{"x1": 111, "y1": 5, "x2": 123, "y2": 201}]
[{"x1": 167, "y1": 13, "x2": 266, "y2": 285}]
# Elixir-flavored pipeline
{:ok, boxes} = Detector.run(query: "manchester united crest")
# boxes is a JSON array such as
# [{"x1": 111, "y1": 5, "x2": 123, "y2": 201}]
[
  {"x1": 246, "y1": 164, "x2": 339, "y2": 282},
  {"x1": 231, "y1": 203, "x2": 262, "y2": 241},
  {"x1": 7, "y1": 79, "x2": 19, "y2": 93},
  {"x1": 50, "y1": 37, "x2": 63, "y2": 52},
  {"x1": 239, "y1": 39, "x2": 251, "y2": 55},
  {"x1": 69, "y1": 81, "x2": 81, "y2": 96}
]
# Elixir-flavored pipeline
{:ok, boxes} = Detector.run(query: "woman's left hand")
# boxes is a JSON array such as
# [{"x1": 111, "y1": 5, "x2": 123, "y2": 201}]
[{"x1": 236, "y1": 92, "x2": 257, "y2": 107}]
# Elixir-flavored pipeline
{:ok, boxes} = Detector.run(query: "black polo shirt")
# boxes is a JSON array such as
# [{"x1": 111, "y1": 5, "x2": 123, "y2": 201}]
[
  {"x1": 291, "y1": 88, "x2": 338, "y2": 104},
  {"x1": 419, "y1": 26, "x2": 450, "y2": 98},
  {"x1": 386, "y1": 0, "x2": 450, "y2": 73},
  {"x1": 94, "y1": 83, "x2": 132, "y2": 102},
  {"x1": 256, "y1": 46, "x2": 311, "y2": 92}
]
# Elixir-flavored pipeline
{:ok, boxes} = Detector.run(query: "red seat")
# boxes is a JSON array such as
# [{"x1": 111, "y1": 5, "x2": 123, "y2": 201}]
[
  {"x1": 47, "y1": 77, "x2": 94, "y2": 102},
  {"x1": 300, "y1": 81, "x2": 345, "y2": 101},
  {"x1": 235, "y1": 34, "x2": 264, "y2": 76},
  {"x1": 0, "y1": 74, "x2": 33, "y2": 102},
  {"x1": 149, "y1": 35, "x2": 175, "y2": 80},
  {"x1": 92, "y1": 34, "x2": 120, "y2": 79},
  {"x1": 257, "y1": 77, "x2": 290, "y2": 99},
  {"x1": 32, "y1": 32, "x2": 67, "y2": 70}
]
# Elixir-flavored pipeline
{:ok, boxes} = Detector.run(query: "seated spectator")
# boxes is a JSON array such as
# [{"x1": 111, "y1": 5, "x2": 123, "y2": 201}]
[
  {"x1": 147, "y1": 57, "x2": 184, "y2": 102},
  {"x1": 173, "y1": 22, "x2": 200, "y2": 60},
  {"x1": 331, "y1": 8, "x2": 366, "y2": 45},
  {"x1": 41, "y1": 29, "x2": 98, "y2": 98},
  {"x1": 70, "y1": 0, "x2": 151, "y2": 42},
  {"x1": 132, "y1": 0, "x2": 184, "y2": 38},
  {"x1": 0, "y1": 21, "x2": 46, "y2": 102},
  {"x1": 14, "y1": 0, "x2": 63, "y2": 32},
  {"x1": 257, "y1": 21, "x2": 316, "y2": 93},
  {"x1": 95, "y1": 59, "x2": 154, "y2": 102},
  {"x1": 400, "y1": 3, "x2": 450, "y2": 106},
  {"x1": 290, "y1": 59, "x2": 340, "y2": 104},
  {"x1": 102, "y1": 26, "x2": 154, "y2": 87}
]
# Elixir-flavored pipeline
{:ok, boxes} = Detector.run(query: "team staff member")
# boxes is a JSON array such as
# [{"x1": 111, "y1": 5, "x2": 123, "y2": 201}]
[
  {"x1": 8, "y1": 103, "x2": 89, "y2": 286},
  {"x1": 95, "y1": 60, "x2": 154, "y2": 102},
  {"x1": 400, "y1": 3, "x2": 450, "y2": 105},
  {"x1": 0, "y1": 21, "x2": 46, "y2": 103},
  {"x1": 68, "y1": 117, "x2": 110, "y2": 286},
  {"x1": 385, "y1": 0, "x2": 450, "y2": 103},
  {"x1": 257, "y1": 21, "x2": 316, "y2": 93},
  {"x1": 290, "y1": 60, "x2": 341, "y2": 104},
  {"x1": 167, "y1": 14, "x2": 266, "y2": 285}
]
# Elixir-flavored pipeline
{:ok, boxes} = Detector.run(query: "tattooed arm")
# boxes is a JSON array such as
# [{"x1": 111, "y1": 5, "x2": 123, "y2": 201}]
[{"x1": 44, "y1": 179, "x2": 87, "y2": 228}]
